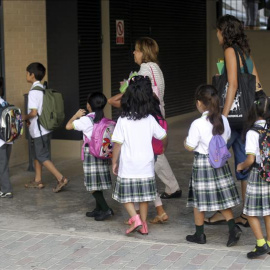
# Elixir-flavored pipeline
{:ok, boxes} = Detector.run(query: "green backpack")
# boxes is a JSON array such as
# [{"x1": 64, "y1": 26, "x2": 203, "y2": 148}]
[{"x1": 32, "y1": 86, "x2": 65, "y2": 131}]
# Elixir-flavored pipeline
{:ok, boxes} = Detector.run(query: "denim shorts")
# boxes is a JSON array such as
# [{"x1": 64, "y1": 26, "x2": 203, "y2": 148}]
[{"x1": 227, "y1": 129, "x2": 248, "y2": 180}]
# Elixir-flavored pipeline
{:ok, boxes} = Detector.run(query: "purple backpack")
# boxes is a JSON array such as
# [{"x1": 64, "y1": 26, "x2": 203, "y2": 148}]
[
  {"x1": 208, "y1": 135, "x2": 231, "y2": 168},
  {"x1": 81, "y1": 115, "x2": 116, "y2": 160}
]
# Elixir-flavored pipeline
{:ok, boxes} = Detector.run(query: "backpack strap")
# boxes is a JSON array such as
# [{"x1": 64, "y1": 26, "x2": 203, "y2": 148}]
[
  {"x1": 149, "y1": 66, "x2": 157, "y2": 87},
  {"x1": 30, "y1": 86, "x2": 45, "y2": 147},
  {"x1": 81, "y1": 114, "x2": 95, "y2": 161}
]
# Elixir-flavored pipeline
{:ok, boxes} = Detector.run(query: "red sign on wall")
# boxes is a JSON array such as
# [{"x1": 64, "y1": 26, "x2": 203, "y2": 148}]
[{"x1": 116, "y1": 20, "x2": 124, "y2": 45}]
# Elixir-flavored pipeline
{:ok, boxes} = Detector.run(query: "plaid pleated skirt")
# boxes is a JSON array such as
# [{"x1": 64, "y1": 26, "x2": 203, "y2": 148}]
[
  {"x1": 83, "y1": 147, "x2": 112, "y2": 191},
  {"x1": 112, "y1": 176, "x2": 156, "y2": 203},
  {"x1": 243, "y1": 167, "x2": 270, "y2": 216},
  {"x1": 187, "y1": 153, "x2": 240, "y2": 212}
]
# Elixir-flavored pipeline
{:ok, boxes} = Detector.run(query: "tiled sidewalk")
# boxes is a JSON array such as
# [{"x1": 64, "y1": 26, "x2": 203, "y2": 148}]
[{"x1": 0, "y1": 229, "x2": 269, "y2": 270}]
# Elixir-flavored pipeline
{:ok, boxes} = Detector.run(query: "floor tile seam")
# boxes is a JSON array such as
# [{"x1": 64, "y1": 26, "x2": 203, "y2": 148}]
[{"x1": 0, "y1": 228, "x2": 248, "y2": 253}]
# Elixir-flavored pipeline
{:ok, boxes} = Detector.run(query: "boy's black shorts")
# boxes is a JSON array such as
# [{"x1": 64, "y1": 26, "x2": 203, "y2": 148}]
[{"x1": 32, "y1": 133, "x2": 51, "y2": 163}]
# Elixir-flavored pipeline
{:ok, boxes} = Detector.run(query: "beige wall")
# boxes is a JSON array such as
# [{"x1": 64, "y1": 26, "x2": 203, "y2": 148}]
[
  {"x1": 207, "y1": 0, "x2": 270, "y2": 96},
  {"x1": 3, "y1": 0, "x2": 48, "y2": 166}
]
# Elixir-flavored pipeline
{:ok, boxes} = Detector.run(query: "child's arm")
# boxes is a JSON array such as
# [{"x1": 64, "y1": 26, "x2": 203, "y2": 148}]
[
  {"x1": 162, "y1": 136, "x2": 168, "y2": 153},
  {"x1": 108, "y1": 93, "x2": 123, "y2": 108},
  {"x1": 237, "y1": 154, "x2": 255, "y2": 172},
  {"x1": 66, "y1": 109, "x2": 86, "y2": 130},
  {"x1": 184, "y1": 138, "x2": 195, "y2": 152},
  {"x1": 112, "y1": 142, "x2": 122, "y2": 176},
  {"x1": 22, "y1": 109, "x2": 37, "y2": 121}
]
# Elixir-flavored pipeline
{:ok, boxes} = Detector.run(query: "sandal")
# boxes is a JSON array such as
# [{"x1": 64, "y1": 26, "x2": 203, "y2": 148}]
[
  {"x1": 53, "y1": 177, "x2": 68, "y2": 193},
  {"x1": 235, "y1": 214, "x2": 250, "y2": 228},
  {"x1": 150, "y1": 212, "x2": 169, "y2": 224},
  {"x1": 25, "y1": 180, "x2": 44, "y2": 189},
  {"x1": 160, "y1": 190, "x2": 182, "y2": 199},
  {"x1": 204, "y1": 211, "x2": 226, "y2": 225}
]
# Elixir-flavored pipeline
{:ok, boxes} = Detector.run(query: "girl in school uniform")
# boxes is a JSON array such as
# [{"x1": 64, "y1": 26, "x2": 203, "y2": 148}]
[
  {"x1": 184, "y1": 84, "x2": 241, "y2": 246},
  {"x1": 237, "y1": 93, "x2": 270, "y2": 259},
  {"x1": 66, "y1": 92, "x2": 113, "y2": 221},
  {"x1": 112, "y1": 75, "x2": 168, "y2": 235}
]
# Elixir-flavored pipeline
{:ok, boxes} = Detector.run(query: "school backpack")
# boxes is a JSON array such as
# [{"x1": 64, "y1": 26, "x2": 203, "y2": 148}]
[
  {"x1": 81, "y1": 115, "x2": 116, "y2": 160},
  {"x1": 0, "y1": 101, "x2": 23, "y2": 143},
  {"x1": 208, "y1": 135, "x2": 231, "y2": 168},
  {"x1": 32, "y1": 86, "x2": 65, "y2": 131},
  {"x1": 251, "y1": 125, "x2": 270, "y2": 182},
  {"x1": 152, "y1": 116, "x2": 167, "y2": 155}
]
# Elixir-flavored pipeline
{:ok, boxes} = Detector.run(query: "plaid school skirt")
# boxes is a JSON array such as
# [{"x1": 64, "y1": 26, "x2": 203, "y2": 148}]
[
  {"x1": 83, "y1": 147, "x2": 112, "y2": 192},
  {"x1": 187, "y1": 153, "x2": 240, "y2": 212},
  {"x1": 112, "y1": 176, "x2": 156, "y2": 203},
  {"x1": 243, "y1": 167, "x2": 270, "y2": 217}
]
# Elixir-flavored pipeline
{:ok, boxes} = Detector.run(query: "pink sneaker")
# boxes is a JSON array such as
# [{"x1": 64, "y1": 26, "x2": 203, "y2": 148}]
[
  {"x1": 138, "y1": 221, "x2": 148, "y2": 235},
  {"x1": 126, "y1": 214, "x2": 142, "y2": 234}
]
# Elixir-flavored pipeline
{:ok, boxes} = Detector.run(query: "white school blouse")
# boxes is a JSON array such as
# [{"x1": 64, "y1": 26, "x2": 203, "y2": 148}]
[
  {"x1": 245, "y1": 120, "x2": 266, "y2": 164},
  {"x1": 185, "y1": 111, "x2": 231, "y2": 155},
  {"x1": 28, "y1": 81, "x2": 51, "y2": 138},
  {"x1": 73, "y1": 112, "x2": 95, "y2": 141},
  {"x1": 112, "y1": 115, "x2": 167, "y2": 178}
]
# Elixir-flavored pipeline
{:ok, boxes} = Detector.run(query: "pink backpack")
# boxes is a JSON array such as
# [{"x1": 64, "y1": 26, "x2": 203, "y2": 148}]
[
  {"x1": 152, "y1": 116, "x2": 168, "y2": 155},
  {"x1": 81, "y1": 115, "x2": 116, "y2": 160}
]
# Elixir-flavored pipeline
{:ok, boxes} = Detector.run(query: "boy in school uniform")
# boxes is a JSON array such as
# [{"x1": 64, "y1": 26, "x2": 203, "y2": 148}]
[
  {"x1": 22, "y1": 63, "x2": 68, "y2": 192},
  {"x1": 0, "y1": 77, "x2": 13, "y2": 198}
]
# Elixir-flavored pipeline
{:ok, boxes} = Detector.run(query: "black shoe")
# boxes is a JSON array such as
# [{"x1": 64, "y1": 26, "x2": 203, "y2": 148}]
[
  {"x1": 227, "y1": 225, "x2": 242, "y2": 247},
  {"x1": 160, "y1": 190, "x2": 182, "y2": 199},
  {"x1": 186, "y1": 233, "x2": 206, "y2": 244},
  {"x1": 86, "y1": 209, "x2": 101, "y2": 218},
  {"x1": 95, "y1": 208, "x2": 114, "y2": 221},
  {"x1": 247, "y1": 244, "x2": 270, "y2": 259}
]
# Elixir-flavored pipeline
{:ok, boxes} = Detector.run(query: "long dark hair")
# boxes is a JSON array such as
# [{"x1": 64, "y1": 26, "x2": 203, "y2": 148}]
[
  {"x1": 243, "y1": 91, "x2": 270, "y2": 139},
  {"x1": 121, "y1": 75, "x2": 153, "y2": 120},
  {"x1": 195, "y1": 85, "x2": 224, "y2": 135},
  {"x1": 87, "y1": 92, "x2": 107, "y2": 123},
  {"x1": 217, "y1": 15, "x2": 251, "y2": 55}
]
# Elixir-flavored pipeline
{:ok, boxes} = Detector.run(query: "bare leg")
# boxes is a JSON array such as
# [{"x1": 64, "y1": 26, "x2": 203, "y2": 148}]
[
  {"x1": 264, "y1": 216, "x2": 270, "y2": 242},
  {"x1": 42, "y1": 160, "x2": 63, "y2": 182},
  {"x1": 139, "y1": 202, "x2": 148, "y2": 222},
  {"x1": 220, "y1": 209, "x2": 234, "y2": 221},
  {"x1": 194, "y1": 208, "x2": 204, "y2": 226},
  {"x1": 235, "y1": 180, "x2": 249, "y2": 224},
  {"x1": 248, "y1": 216, "x2": 264, "y2": 240},
  {"x1": 124, "y1": 202, "x2": 137, "y2": 218},
  {"x1": 34, "y1": 159, "x2": 42, "y2": 182}
]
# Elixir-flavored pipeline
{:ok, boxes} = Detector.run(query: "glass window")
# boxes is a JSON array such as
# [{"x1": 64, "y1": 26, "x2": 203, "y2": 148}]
[{"x1": 219, "y1": 0, "x2": 270, "y2": 30}]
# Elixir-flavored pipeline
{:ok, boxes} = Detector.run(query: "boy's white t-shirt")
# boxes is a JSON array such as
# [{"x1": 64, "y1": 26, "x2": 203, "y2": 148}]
[
  {"x1": 0, "y1": 97, "x2": 13, "y2": 147},
  {"x1": 112, "y1": 115, "x2": 167, "y2": 178},
  {"x1": 28, "y1": 81, "x2": 51, "y2": 138},
  {"x1": 73, "y1": 112, "x2": 94, "y2": 140},
  {"x1": 185, "y1": 111, "x2": 231, "y2": 155},
  {"x1": 245, "y1": 120, "x2": 266, "y2": 164}
]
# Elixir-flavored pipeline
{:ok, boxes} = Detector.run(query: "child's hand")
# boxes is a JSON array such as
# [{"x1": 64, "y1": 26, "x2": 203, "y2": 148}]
[
  {"x1": 112, "y1": 163, "x2": 118, "y2": 176},
  {"x1": 236, "y1": 162, "x2": 244, "y2": 172},
  {"x1": 75, "y1": 109, "x2": 86, "y2": 118}
]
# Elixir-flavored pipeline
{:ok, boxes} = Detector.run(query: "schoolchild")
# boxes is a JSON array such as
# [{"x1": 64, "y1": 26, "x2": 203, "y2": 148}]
[
  {"x1": 112, "y1": 75, "x2": 168, "y2": 235},
  {"x1": 66, "y1": 92, "x2": 113, "y2": 221},
  {"x1": 184, "y1": 84, "x2": 241, "y2": 246},
  {"x1": 22, "y1": 63, "x2": 68, "y2": 192},
  {"x1": 0, "y1": 77, "x2": 13, "y2": 198},
  {"x1": 237, "y1": 93, "x2": 270, "y2": 259}
]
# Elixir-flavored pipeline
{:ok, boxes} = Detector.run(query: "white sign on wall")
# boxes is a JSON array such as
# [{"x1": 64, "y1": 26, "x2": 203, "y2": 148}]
[{"x1": 116, "y1": 20, "x2": 124, "y2": 45}]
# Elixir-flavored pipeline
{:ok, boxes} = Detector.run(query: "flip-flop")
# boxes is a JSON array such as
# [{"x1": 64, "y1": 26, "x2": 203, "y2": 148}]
[{"x1": 204, "y1": 211, "x2": 226, "y2": 225}]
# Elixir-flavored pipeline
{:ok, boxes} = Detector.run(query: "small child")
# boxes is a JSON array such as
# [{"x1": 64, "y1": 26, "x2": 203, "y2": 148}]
[
  {"x1": 237, "y1": 93, "x2": 270, "y2": 259},
  {"x1": 0, "y1": 77, "x2": 13, "y2": 198},
  {"x1": 112, "y1": 75, "x2": 168, "y2": 235},
  {"x1": 22, "y1": 63, "x2": 68, "y2": 192},
  {"x1": 184, "y1": 84, "x2": 241, "y2": 246},
  {"x1": 66, "y1": 92, "x2": 113, "y2": 221}
]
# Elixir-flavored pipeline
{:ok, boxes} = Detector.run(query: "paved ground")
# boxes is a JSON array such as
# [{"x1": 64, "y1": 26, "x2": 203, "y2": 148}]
[{"x1": 0, "y1": 112, "x2": 270, "y2": 269}]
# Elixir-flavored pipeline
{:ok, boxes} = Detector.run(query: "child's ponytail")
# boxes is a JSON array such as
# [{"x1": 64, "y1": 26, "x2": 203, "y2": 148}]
[
  {"x1": 87, "y1": 92, "x2": 107, "y2": 123},
  {"x1": 195, "y1": 85, "x2": 224, "y2": 136}
]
